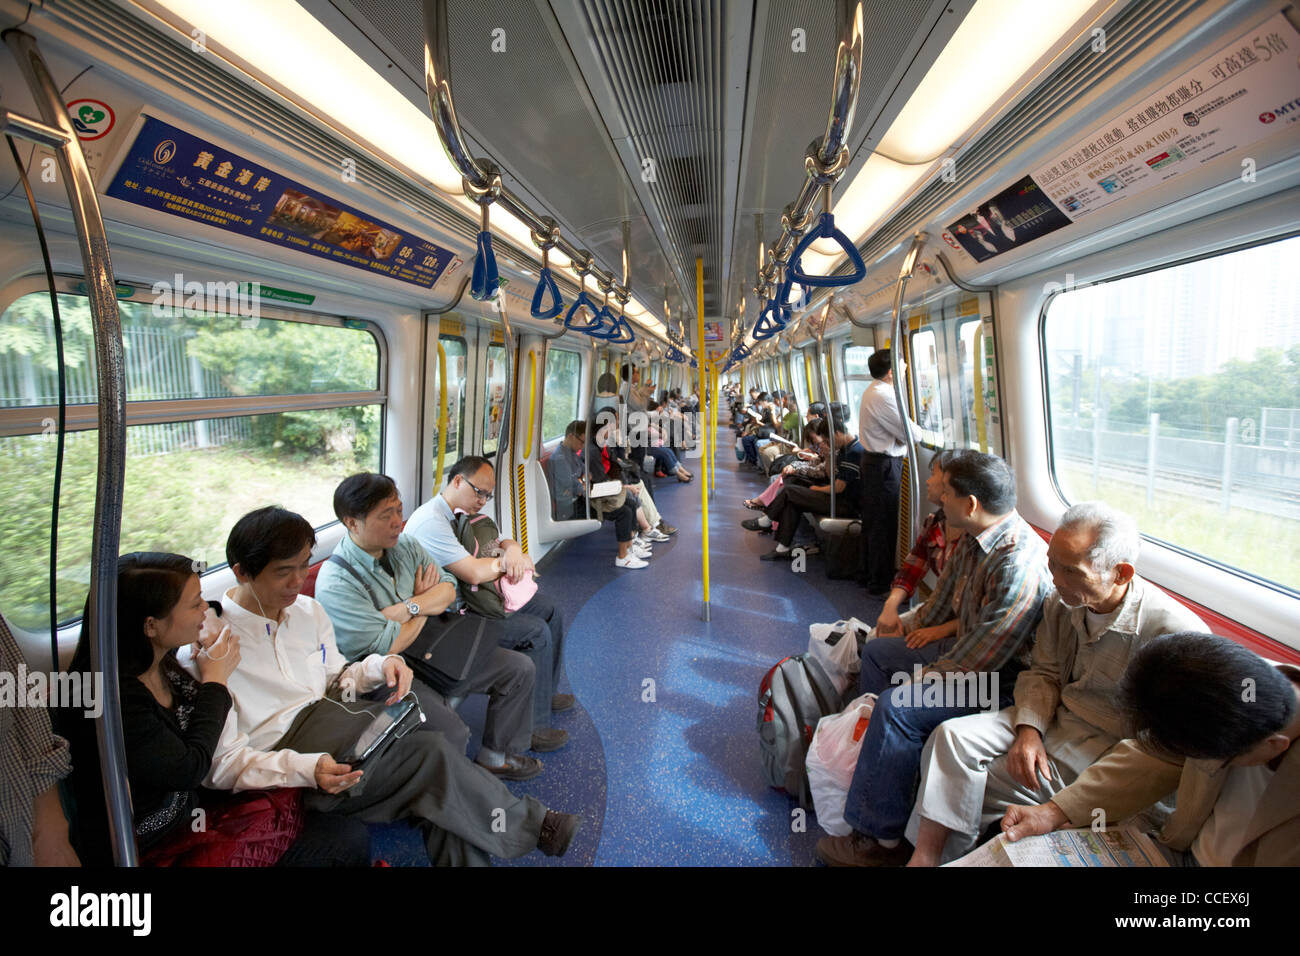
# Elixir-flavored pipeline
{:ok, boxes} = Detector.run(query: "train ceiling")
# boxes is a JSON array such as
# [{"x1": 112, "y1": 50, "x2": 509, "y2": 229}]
[{"x1": 307, "y1": 0, "x2": 957, "y2": 352}]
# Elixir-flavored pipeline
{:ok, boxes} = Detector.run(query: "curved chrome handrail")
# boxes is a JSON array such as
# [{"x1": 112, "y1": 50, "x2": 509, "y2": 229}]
[
  {"x1": 890, "y1": 233, "x2": 929, "y2": 551},
  {"x1": 5, "y1": 28, "x2": 135, "y2": 865}
]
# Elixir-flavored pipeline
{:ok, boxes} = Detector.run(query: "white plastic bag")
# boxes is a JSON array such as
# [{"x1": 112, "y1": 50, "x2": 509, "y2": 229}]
[
  {"x1": 807, "y1": 618, "x2": 871, "y2": 694},
  {"x1": 806, "y1": 693, "x2": 877, "y2": 836}
]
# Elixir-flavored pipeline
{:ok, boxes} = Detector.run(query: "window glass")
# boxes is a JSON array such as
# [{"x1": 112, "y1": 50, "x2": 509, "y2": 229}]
[
  {"x1": 1044, "y1": 234, "x2": 1300, "y2": 594},
  {"x1": 541, "y1": 348, "x2": 582, "y2": 443},
  {"x1": 793, "y1": 351, "x2": 810, "y2": 412},
  {"x1": 482, "y1": 344, "x2": 507, "y2": 455},
  {"x1": 433, "y1": 336, "x2": 466, "y2": 467},
  {"x1": 0, "y1": 292, "x2": 377, "y2": 407},
  {"x1": 843, "y1": 344, "x2": 876, "y2": 433},
  {"x1": 1, "y1": 407, "x2": 382, "y2": 629},
  {"x1": 909, "y1": 328, "x2": 944, "y2": 442}
]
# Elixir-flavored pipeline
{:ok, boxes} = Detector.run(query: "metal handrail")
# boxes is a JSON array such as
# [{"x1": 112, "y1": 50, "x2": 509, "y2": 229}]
[
  {"x1": 4, "y1": 28, "x2": 135, "y2": 865},
  {"x1": 752, "y1": 1, "x2": 864, "y2": 317},
  {"x1": 890, "y1": 233, "x2": 929, "y2": 550},
  {"x1": 811, "y1": 303, "x2": 837, "y2": 519},
  {"x1": 423, "y1": 0, "x2": 670, "y2": 348}
]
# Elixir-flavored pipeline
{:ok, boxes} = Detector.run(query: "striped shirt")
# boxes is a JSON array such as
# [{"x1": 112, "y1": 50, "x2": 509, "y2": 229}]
[
  {"x1": 912, "y1": 511, "x2": 1052, "y2": 675},
  {"x1": 890, "y1": 508, "x2": 953, "y2": 598}
]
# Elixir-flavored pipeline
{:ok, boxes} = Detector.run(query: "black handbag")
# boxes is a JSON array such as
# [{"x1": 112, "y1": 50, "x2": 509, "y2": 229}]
[
  {"x1": 326, "y1": 555, "x2": 498, "y2": 697},
  {"x1": 822, "y1": 520, "x2": 863, "y2": 581}
]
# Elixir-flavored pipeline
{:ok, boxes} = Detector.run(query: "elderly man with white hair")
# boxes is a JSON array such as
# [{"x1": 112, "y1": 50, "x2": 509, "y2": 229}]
[{"x1": 902, "y1": 501, "x2": 1207, "y2": 866}]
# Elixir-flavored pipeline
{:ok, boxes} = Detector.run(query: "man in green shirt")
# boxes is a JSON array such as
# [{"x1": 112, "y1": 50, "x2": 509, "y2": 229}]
[{"x1": 314, "y1": 473, "x2": 542, "y2": 780}]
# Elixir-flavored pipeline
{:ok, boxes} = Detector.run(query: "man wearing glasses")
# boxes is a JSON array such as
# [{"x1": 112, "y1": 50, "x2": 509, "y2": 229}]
[
  {"x1": 406, "y1": 456, "x2": 572, "y2": 753},
  {"x1": 315, "y1": 473, "x2": 544, "y2": 779}
]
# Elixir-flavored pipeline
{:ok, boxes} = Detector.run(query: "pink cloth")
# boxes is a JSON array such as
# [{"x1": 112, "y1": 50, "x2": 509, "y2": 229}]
[{"x1": 756, "y1": 475, "x2": 783, "y2": 507}]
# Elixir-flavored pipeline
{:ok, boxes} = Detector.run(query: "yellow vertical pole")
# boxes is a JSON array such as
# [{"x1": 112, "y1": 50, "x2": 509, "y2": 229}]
[
  {"x1": 696, "y1": 257, "x2": 710, "y2": 622},
  {"x1": 710, "y1": 359, "x2": 720, "y2": 496}
]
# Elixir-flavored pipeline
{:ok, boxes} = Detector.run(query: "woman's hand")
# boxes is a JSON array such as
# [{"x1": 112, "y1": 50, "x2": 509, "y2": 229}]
[{"x1": 197, "y1": 625, "x2": 241, "y2": 685}]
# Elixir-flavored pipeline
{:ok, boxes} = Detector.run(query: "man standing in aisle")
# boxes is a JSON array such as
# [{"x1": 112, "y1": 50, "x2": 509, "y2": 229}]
[{"x1": 857, "y1": 349, "x2": 913, "y2": 596}]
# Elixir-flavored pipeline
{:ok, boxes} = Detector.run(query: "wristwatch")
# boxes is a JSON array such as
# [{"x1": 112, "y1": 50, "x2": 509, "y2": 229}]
[{"x1": 406, "y1": 601, "x2": 421, "y2": 617}]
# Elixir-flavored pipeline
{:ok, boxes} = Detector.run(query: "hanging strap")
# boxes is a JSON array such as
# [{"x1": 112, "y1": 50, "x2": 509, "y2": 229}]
[
  {"x1": 530, "y1": 266, "x2": 563, "y2": 319},
  {"x1": 471, "y1": 229, "x2": 501, "y2": 301},
  {"x1": 787, "y1": 211, "x2": 867, "y2": 288},
  {"x1": 328, "y1": 554, "x2": 386, "y2": 612}
]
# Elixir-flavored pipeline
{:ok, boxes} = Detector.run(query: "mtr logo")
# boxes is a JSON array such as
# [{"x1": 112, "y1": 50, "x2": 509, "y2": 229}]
[{"x1": 1260, "y1": 97, "x2": 1300, "y2": 123}]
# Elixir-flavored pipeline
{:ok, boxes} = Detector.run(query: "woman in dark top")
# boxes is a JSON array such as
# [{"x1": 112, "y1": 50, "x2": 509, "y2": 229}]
[{"x1": 62, "y1": 552, "x2": 369, "y2": 866}]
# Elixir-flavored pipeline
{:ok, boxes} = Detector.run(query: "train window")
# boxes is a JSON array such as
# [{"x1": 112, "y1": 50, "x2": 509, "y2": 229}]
[
  {"x1": 1043, "y1": 234, "x2": 1300, "y2": 595},
  {"x1": 0, "y1": 289, "x2": 384, "y2": 630},
  {"x1": 843, "y1": 343, "x2": 876, "y2": 432},
  {"x1": 794, "y1": 350, "x2": 811, "y2": 411},
  {"x1": 958, "y1": 318, "x2": 987, "y2": 451},
  {"x1": 541, "y1": 347, "x2": 583, "y2": 443},
  {"x1": 482, "y1": 343, "x2": 507, "y2": 455},
  {"x1": 909, "y1": 327, "x2": 944, "y2": 444},
  {"x1": 0, "y1": 292, "x2": 378, "y2": 404},
  {"x1": 433, "y1": 335, "x2": 467, "y2": 466}
]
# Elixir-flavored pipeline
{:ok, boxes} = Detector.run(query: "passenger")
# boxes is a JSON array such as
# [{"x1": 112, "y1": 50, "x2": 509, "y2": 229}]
[
  {"x1": 205, "y1": 517, "x2": 581, "y2": 865},
  {"x1": 857, "y1": 348, "x2": 918, "y2": 597},
  {"x1": 814, "y1": 450, "x2": 1052, "y2": 866},
  {"x1": 61, "y1": 552, "x2": 370, "y2": 867},
  {"x1": 0, "y1": 613, "x2": 77, "y2": 866},
  {"x1": 592, "y1": 371, "x2": 619, "y2": 419},
  {"x1": 903, "y1": 501, "x2": 1206, "y2": 866},
  {"x1": 741, "y1": 411, "x2": 864, "y2": 561},
  {"x1": 873, "y1": 450, "x2": 967, "y2": 638},
  {"x1": 406, "y1": 456, "x2": 574, "y2": 748},
  {"x1": 641, "y1": 400, "x2": 694, "y2": 482},
  {"x1": 743, "y1": 418, "x2": 827, "y2": 510},
  {"x1": 1001, "y1": 632, "x2": 1299, "y2": 866},
  {"x1": 549, "y1": 419, "x2": 656, "y2": 568},
  {"x1": 739, "y1": 392, "x2": 779, "y2": 467},
  {"x1": 310, "y1": 482, "x2": 542, "y2": 776},
  {"x1": 592, "y1": 405, "x2": 677, "y2": 536}
]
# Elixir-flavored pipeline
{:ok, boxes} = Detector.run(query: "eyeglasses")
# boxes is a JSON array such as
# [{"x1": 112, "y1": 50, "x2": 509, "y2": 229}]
[{"x1": 463, "y1": 477, "x2": 493, "y2": 501}]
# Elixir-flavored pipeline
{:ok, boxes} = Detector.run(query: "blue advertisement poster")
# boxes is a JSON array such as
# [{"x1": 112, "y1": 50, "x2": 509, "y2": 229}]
[{"x1": 105, "y1": 115, "x2": 457, "y2": 289}]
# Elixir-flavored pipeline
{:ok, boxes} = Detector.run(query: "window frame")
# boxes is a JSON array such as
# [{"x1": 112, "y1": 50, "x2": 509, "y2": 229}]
[
  {"x1": 0, "y1": 275, "x2": 387, "y2": 441},
  {"x1": 907, "y1": 325, "x2": 944, "y2": 449},
  {"x1": 1038, "y1": 231, "x2": 1300, "y2": 600}
]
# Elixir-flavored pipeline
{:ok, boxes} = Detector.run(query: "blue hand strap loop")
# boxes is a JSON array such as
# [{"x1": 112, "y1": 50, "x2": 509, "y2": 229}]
[
  {"x1": 751, "y1": 298, "x2": 788, "y2": 341},
  {"x1": 787, "y1": 211, "x2": 867, "y2": 288},
  {"x1": 530, "y1": 267, "x2": 563, "y2": 319},
  {"x1": 563, "y1": 288, "x2": 604, "y2": 332},
  {"x1": 470, "y1": 229, "x2": 501, "y2": 301}
]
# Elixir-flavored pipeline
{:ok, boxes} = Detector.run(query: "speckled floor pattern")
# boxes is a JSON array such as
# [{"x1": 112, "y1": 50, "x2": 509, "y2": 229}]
[{"x1": 370, "y1": 423, "x2": 884, "y2": 865}]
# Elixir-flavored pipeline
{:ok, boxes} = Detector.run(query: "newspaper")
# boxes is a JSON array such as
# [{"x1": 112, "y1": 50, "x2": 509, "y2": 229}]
[
  {"x1": 589, "y1": 480, "x2": 622, "y2": 499},
  {"x1": 947, "y1": 825, "x2": 1169, "y2": 868}
]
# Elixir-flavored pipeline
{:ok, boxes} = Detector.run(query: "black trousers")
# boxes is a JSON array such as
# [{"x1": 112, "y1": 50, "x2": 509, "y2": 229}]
[
  {"x1": 858, "y1": 453, "x2": 904, "y2": 591},
  {"x1": 276, "y1": 811, "x2": 371, "y2": 867},
  {"x1": 762, "y1": 483, "x2": 855, "y2": 547},
  {"x1": 571, "y1": 498, "x2": 635, "y2": 541}
]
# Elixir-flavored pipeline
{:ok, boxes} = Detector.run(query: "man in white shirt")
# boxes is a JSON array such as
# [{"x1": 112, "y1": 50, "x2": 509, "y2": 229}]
[
  {"x1": 856, "y1": 349, "x2": 912, "y2": 596},
  {"x1": 197, "y1": 506, "x2": 581, "y2": 865}
]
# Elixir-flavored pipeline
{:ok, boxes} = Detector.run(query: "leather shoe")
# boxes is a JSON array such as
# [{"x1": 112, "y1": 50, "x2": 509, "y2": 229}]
[
  {"x1": 531, "y1": 727, "x2": 569, "y2": 752},
  {"x1": 538, "y1": 810, "x2": 583, "y2": 857},
  {"x1": 759, "y1": 548, "x2": 794, "y2": 561},
  {"x1": 741, "y1": 517, "x2": 771, "y2": 532},
  {"x1": 656, "y1": 521, "x2": 677, "y2": 536},
  {"x1": 475, "y1": 753, "x2": 543, "y2": 781},
  {"x1": 551, "y1": 693, "x2": 576, "y2": 712},
  {"x1": 815, "y1": 832, "x2": 912, "y2": 867}
]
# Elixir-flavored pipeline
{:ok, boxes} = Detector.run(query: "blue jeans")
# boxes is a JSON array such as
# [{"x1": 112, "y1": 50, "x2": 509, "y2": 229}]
[
  {"x1": 646, "y1": 445, "x2": 681, "y2": 474},
  {"x1": 843, "y1": 637, "x2": 1011, "y2": 841}
]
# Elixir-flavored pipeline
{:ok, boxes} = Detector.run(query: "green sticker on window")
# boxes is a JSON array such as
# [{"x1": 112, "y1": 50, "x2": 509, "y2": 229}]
[{"x1": 238, "y1": 282, "x2": 316, "y2": 305}]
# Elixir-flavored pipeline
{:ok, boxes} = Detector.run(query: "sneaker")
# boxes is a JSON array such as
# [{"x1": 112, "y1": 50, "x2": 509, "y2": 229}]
[
  {"x1": 814, "y1": 832, "x2": 912, "y2": 867},
  {"x1": 615, "y1": 554, "x2": 649, "y2": 569},
  {"x1": 631, "y1": 545, "x2": 653, "y2": 559},
  {"x1": 530, "y1": 727, "x2": 569, "y2": 752},
  {"x1": 643, "y1": 528, "x2": 671, "y2": 542},
  {"x1": 475, "y1": 753, "x2": 543, "y2": 781},
  {"x1": 538, "y1": 810, "x2": 583, "y2": 857},
  {"x1": 551, "y1": 693, "x2": 576, "y2": 712},
  {"x1": 656, "y1": 521, "x2": 677, "y2": 536}
]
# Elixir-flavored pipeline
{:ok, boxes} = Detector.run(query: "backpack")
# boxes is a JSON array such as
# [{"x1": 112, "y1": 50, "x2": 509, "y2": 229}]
[
  {"x1": 822, "y1": 519, "x2": 863, "y2": 581},
  {"x1": 756, "y1": 653, "x2": 842, "y2": 807},
  {"x1": 452, "y1": 512, "x2": 537, "y2": 618}
]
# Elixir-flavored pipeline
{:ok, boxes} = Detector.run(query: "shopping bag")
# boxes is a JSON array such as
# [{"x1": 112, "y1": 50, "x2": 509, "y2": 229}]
[
  {"x1": 807, "y1": 618, "x2": 871, "y2": 694},
  {"x1": 806, "y1": 693, "x2": 877, "y2": 836}
]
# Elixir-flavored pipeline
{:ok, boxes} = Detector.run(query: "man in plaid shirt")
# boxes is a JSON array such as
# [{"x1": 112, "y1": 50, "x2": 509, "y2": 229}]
[{"x1": 816, "y1": 451, "x2": 1052, "y2": 866}]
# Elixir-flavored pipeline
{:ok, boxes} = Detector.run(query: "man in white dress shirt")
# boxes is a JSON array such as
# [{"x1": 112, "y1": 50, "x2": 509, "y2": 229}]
[{"x1": 856, "y1": 349, "x2": 912, "y2": 596}]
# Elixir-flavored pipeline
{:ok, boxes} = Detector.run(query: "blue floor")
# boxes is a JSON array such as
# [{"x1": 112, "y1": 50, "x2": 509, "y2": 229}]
[{"x1": 372, "y1": 425, "x2": 884, "y2": 865}]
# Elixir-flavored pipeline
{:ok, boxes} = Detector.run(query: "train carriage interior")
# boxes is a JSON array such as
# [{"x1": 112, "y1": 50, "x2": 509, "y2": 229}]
[{"x1": 0, "y1": 0, "x2": 1297, "y2": 873}]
